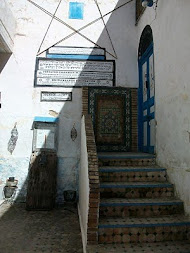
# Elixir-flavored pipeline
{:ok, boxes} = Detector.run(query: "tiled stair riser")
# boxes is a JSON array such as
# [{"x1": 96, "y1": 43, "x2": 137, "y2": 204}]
[
  {"x1": 98, "y1": 225, "x2": 190, "y2": 244},
  {"x1": 87, "y1": 241, "x2": 190, "y2": 253},
  {"x1": 100, "y1": 187, "x2": 174, "y2": 199},
  {"x1": 100, "y1": 171, "x2": 167, "y2": 183},
  {"x1": 100, "y1": 203, "x2": 184, "y2": 218},
  {"x1": 97, "y1": 153, "x2": 190, "y2": 248},
  {"x1": 99, "y1": 158, "x2": 156, "y2": 167}
]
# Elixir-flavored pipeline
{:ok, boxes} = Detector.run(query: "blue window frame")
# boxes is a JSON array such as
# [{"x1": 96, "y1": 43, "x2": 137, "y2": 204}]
[{"x1": 69, "y1": 2, "x2": 84, "y2": 20}]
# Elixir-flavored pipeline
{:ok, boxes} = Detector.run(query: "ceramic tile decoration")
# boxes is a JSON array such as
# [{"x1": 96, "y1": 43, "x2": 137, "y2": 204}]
[
  {"x1": 88, "y1": 88, "x2": 131, "y2": 152},
  {"x1": 94, "y1": 152, "x2": 190, "y2": 249}
]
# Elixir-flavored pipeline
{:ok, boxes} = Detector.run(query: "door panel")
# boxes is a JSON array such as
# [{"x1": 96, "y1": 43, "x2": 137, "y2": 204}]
[
  {"x1": 149, "y1": 54, "x2": 155, "y2": 99},
  {"x1": 138, "y1": 44, "x2": 155, "y2": 154},
  {"x1": 143, "y1": 109, "x2": 147, "y2": 116},
  {"x1": 150, "y1": 105, "x2": 154, "y2": 114},
  {"x1": 142, "y1": 62, "x2": 147, "y2": 103},
  {"x1": 26, "y1": 152, "x2": 57, "y2": 210},
  {"x1": 143, "y1": 122, "x2": 147, "y2": 146},
  {"x1": 150, "y1": 119, "x2": 155, "y2": 147}
]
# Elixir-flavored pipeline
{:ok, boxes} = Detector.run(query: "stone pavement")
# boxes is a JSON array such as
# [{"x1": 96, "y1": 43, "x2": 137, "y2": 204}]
[{"x1": 0, "y1": 202, "x2": 83, "y2": 253}]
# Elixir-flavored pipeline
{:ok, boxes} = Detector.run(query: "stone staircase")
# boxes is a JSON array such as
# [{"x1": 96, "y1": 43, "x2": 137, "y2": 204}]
[{"x1": 97, "y1": 152, "x2": 190, "y2": 246}]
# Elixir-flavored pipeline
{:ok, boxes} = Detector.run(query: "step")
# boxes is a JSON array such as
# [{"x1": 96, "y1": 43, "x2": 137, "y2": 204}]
[
  {"x1": 87, "y1": 241, "x2": 190, "y2": 253},
  {"x1": 100, "y1": 182, "x2": 174, "y2": 198},
  {"x1": 98, "y1": 215, "x2": 190, "y2": 244},
  {"x1": 99, "y1": 167, "x2": 167, "y2": 182},
  {"x1": 98, "y1": 153, "x2": 156, "y2": 167},
  {"x1": 100, "y1": 198, "x2": 184, "y2": 218}
]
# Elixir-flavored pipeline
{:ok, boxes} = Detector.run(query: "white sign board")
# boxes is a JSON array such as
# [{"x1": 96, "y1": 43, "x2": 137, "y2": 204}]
[
  {"x1": 35, "y1": 58, "x2": 115, "y2": 87},
  {"x1": 41, "y1": 92, "x2": 72, "y2": 101},
  {"x1": 37, "y1": 78, "x2": 113, "y2": 86},
  {"x1": 37, "y1": 70, "x2": 113, "y2": 80},
  {"x1": 38, "y1": 60, "x2": 113, "y2": 72},
  {"x1": 48, "y1": 47, "x2": 105, "y2": 55}
]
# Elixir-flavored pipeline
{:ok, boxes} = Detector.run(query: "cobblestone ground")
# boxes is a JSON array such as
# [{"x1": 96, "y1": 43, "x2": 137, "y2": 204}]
[{"x1": 0, "y1": 202, "x2": 83, "y2": 253}]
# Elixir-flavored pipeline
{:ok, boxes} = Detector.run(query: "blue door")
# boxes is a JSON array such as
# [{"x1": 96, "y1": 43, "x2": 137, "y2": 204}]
[{"x1": 138, "y1": 43, "x2": 155, "y2": 154}]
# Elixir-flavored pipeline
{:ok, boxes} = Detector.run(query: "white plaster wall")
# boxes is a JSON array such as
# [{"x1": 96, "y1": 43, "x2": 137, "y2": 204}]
[
  {"x1": 0, "y1": 0, "x2": 138, "y2": 202},
  {"x1": 0, "y1": 0, "x2": 16, "y2": 52},
  {"x1": 78, "y1": 116, "x2": 89, "y2": 252},
  {"x1": 6, "y1": 0, "x2": 138, "y2": 87},
  {"x1": 137, "y1": 0, "x2": 190, "y2": 214}
]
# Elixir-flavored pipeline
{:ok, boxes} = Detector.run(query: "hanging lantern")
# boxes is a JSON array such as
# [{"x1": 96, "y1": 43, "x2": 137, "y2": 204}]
[{"x1": 141, "y1": 0, "x2": 154, "y2": 7}]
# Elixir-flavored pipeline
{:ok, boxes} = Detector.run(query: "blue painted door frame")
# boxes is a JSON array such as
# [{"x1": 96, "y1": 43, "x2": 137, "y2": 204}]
[{"x1": 138, "y1": 43, "x2": 155, "y2": 154}]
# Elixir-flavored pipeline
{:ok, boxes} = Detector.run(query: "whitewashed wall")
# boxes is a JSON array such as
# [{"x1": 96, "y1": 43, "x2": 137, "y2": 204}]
[
  {"x1": 0, "y1": 0, "x2": 16, "y2": 52},
  {"x1": 0, "y1": 0, "x2": 137, "y2": 202},
  {"x1": 79, "y1": 116, "x2": 89, "y2": 252},
  {"x1": 137, "y1": 0, "x2": 190, "y2": 214}
]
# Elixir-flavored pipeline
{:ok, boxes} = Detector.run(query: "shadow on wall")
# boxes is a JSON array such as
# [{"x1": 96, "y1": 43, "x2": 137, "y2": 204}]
[
  {"x1": 0, "y1": 53, "x2": 12, "y2": 73},
  {"x1": 0, "y1": 0, "x2": 137, "y2": 250}
]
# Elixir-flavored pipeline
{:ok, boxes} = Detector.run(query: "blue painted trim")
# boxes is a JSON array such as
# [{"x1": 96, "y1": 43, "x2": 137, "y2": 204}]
[
  {"x1": 147, "y1": 58, "x2": 151, "y2": 150},
  {"x1": 34, "y1": 117, "x2": 59, "y2": 123},
  {"x1": 99, "y1": 221, "x2": 190, "y2": 229},
  {"x1": 100, "y1": 201, "x2": 183, "y2": 207},
  {"x1": 143, "y1": 101, "x2": 148, "y2": 109},
  {"x1": 100, "y1": 183, "x2": 173, "y2": 188},
  {"x1": 99, "y1": 168, "x2": 166, "y2": 173},
  {"x1": 149, "y1": 96, "x2": 154, "y2": 106},
  {"x1": 149, "y1": 146, "x2": 154, "y2": 153},
  {"x1": 139, "y1": 42, "x2": 154, "y2": 65},
  {"x1": 47, "y1": 54, "x2": 105, "y2": 60},
  {"x1": 98, "y1": 155, "x2": 155, "y2": 159}
]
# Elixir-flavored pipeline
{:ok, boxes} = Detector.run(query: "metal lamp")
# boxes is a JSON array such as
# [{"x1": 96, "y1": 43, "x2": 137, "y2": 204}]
[{"x1": 141, "y1": 0, "x2": 154, "y2": 7}]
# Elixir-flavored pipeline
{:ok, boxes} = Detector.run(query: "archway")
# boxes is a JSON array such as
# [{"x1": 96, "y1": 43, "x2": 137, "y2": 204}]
[{"x1": 138, "y1": 25, "x2": 155, "y2": 154}]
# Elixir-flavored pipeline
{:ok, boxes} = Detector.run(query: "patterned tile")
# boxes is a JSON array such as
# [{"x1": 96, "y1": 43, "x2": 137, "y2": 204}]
[
  {"x1": 88, "y1": 88, "x2": 131, "y2": 152},
  {"x1": 100, "y1": 198, "x2": 184, "y2": 218},
  {"x1": 100, "y1": 182, "x2": 174, "y2": 199},
  {"x1": 0, "y1": 203, "x2": 83, "y2": 253},
  {"x1": 100, "y1": 167, "x2": 167, "y2": 182},
  {"x1": 97, "y1": 152, "x2": 189, "y2": 249},
  {"x1": 99, "y1": 158, "x2": 156, "y2": 167},
  {"x1": 87, "y1": 241, "x2": 190, "y2": 253},
  {"x1": 98, "y1": 216, "x2": 190, "y2": 244}
]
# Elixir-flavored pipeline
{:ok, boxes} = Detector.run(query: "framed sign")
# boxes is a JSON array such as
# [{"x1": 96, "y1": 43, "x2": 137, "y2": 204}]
[
  {"x1": 34, "y1": 58, "x2": 115, "y2": 88},
  {"x1": 41, "y1": 92, "x2": 72, "y2": 102},
  {"x1": 47, "y1": 46, "x2": 105, "y2": 56},
  {"x1": 32, "y1": 120, "x2": 58, "y2": 152}
]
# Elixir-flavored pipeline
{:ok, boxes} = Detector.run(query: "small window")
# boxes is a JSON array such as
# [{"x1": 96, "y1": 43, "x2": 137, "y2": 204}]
[{"x1": 69, "y1": 2, "x2": 84, "y2": 20}]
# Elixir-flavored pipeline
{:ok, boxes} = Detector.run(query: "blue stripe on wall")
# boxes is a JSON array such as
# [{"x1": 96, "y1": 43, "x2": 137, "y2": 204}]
[
  {"x1": 34, "y1": 117, "x2": 59, "y2": 123},
  {"x1": 47, "y1": 54, "x2": 105, "y2": 60},
  {"x1": 99, "y1": 221, "x2": 190, "y2": 229}
]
